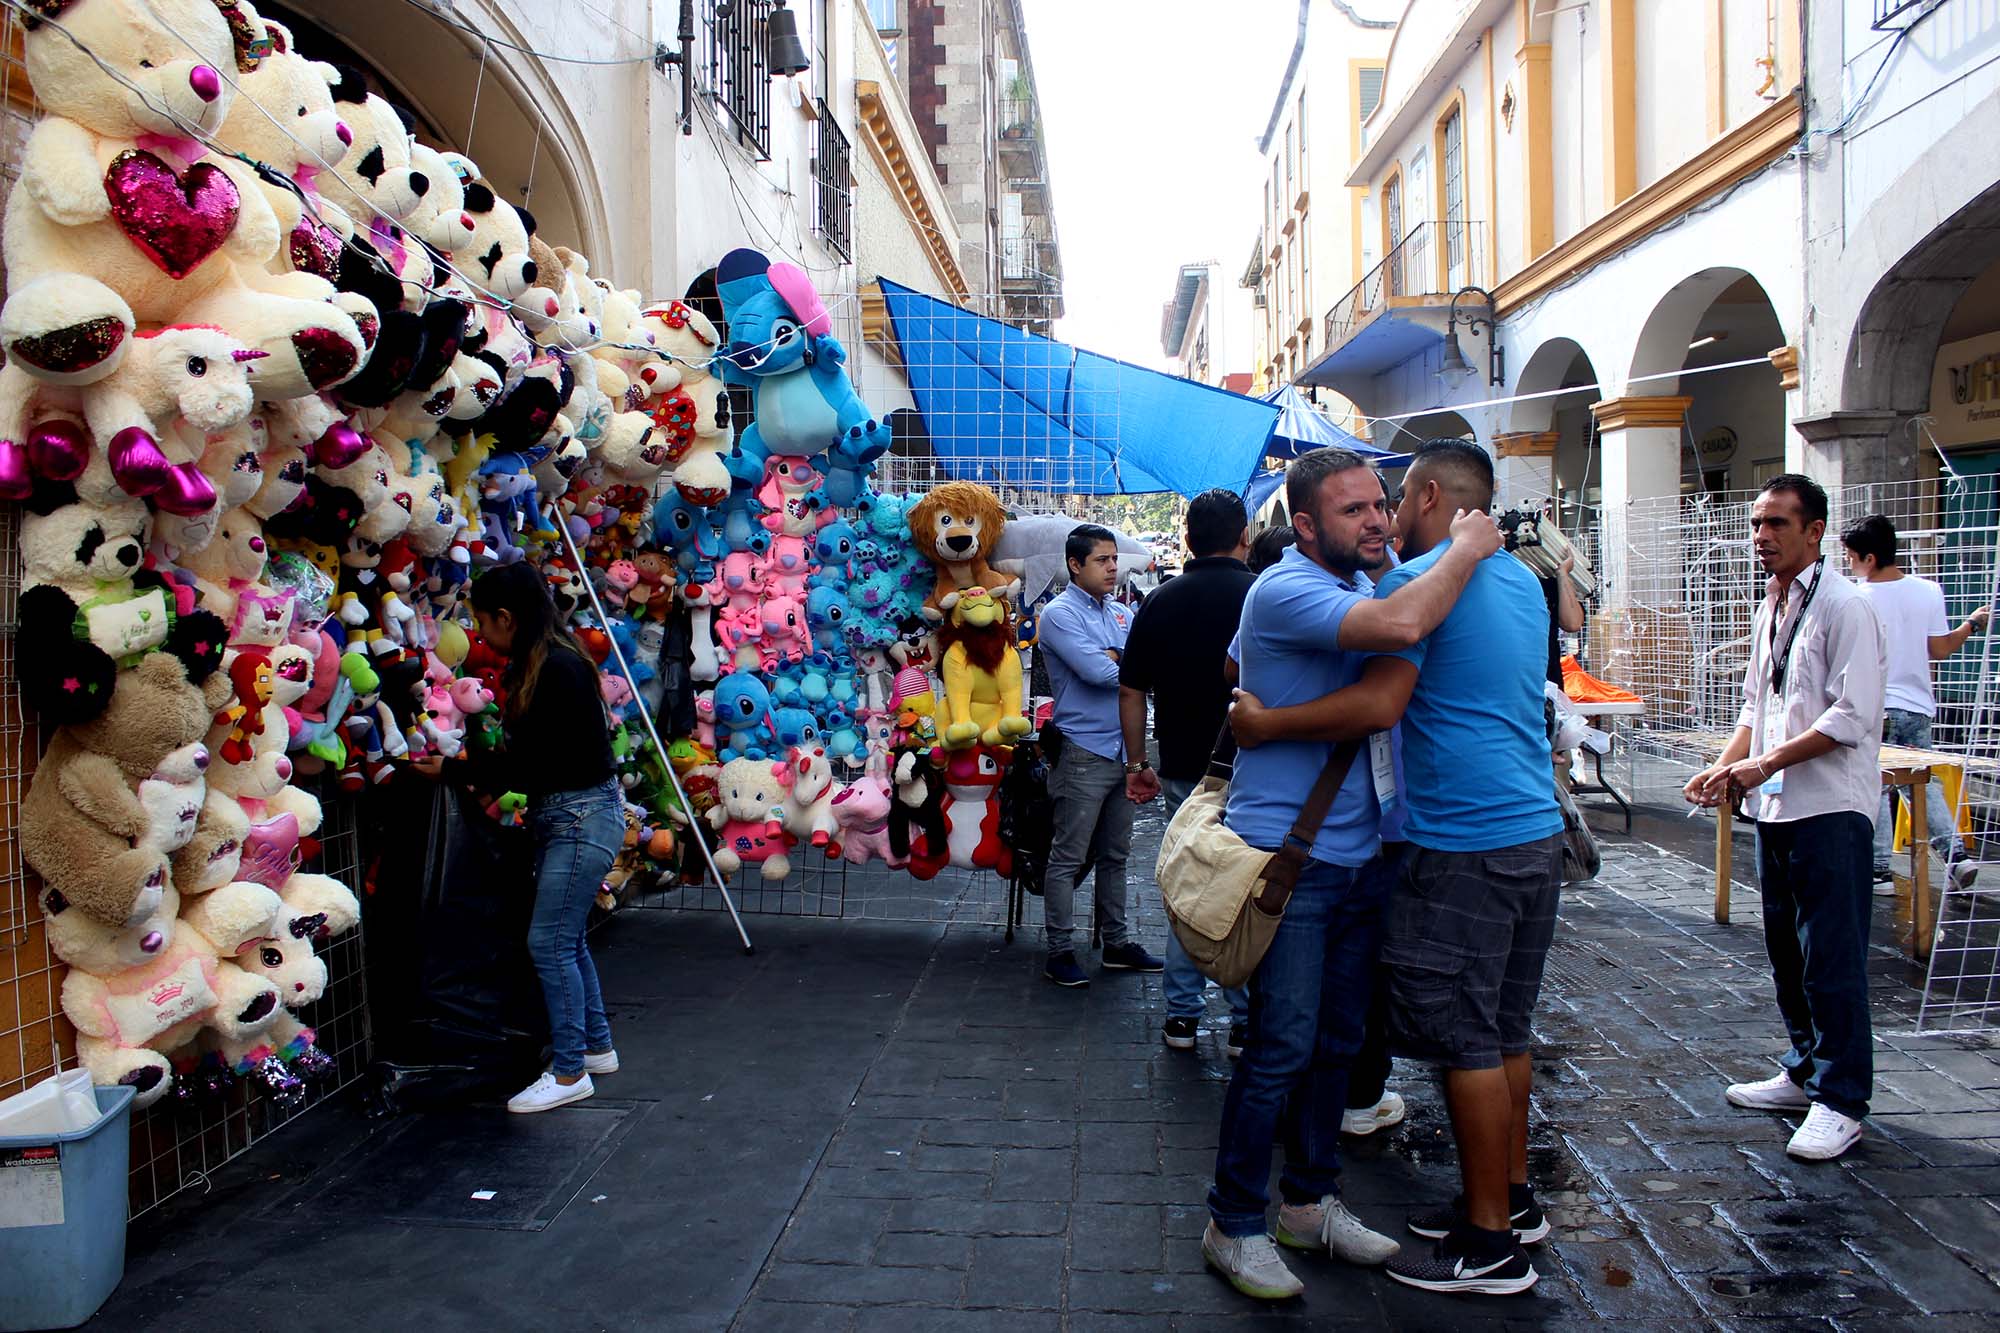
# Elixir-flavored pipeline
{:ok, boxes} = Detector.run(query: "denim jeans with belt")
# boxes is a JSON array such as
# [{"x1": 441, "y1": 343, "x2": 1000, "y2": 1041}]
[
  {"x1": 1208, "y1": 855, "x2": 1390, "y2": 1237},
  {"x1": 1043, "y1": 745, "x2": 1134, "y2": 954},
  {"x1": 1873, "y1": 709, "x2": 1965, "y2": 870},
  {"x1": 1756, "y1": 810, "x2": 1873, "y2": 1120},
  {"x1": 1160, "y1": 777, "x2": 1249, "y2": 1026},
  {"x1": 527, "y1": 776, "x2": 624, "y2": 1077}
]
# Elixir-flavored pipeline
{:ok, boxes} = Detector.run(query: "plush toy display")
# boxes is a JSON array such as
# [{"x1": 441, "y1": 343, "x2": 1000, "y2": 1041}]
[
  {"x1": 937, "y1": 588, "x2": 1031, "y2": 750},
  {"x1": 906, "y1": 483, "x2": 1016, "y2": 619}
]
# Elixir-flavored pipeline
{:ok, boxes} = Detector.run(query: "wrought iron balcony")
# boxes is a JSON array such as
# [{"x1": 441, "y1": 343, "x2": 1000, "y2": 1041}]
[
  {"x1": 1322, "y1": 220, "x2": 1487, "y2": 353},
  {"x1": 705, "y1": 0, "x2": 772, "y2": 159},
  {"x1": 813, "y1": 97, "x2": 852, "y2": 260}
]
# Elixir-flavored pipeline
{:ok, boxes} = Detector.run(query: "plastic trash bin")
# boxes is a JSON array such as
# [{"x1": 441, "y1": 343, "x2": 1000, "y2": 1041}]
[{"x1": 0, "y1": 1084, "x2": 136, "y2": 1332}]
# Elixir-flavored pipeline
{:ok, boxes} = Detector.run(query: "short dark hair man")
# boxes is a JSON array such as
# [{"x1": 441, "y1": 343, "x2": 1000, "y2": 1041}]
[
  {"x1": 1119, "y1": 488, "x2": 1256, "y2": 1053},
  {"x1": 1197, "y1": 446, "x2": 1503, "y2": 1302},
  {"x1": 1226, "y1": 439, "x2": 1562, "y2": 1296},
  {"x1": 1840, "y1": 513, "x2": 1988, "y2": 888},
  {"x1": 1037, "y1": 524, "x2": 1164, "y2": 987},
  {"x1": 1688, "y1": 474, "x2": 1885, "y2": 1162}
]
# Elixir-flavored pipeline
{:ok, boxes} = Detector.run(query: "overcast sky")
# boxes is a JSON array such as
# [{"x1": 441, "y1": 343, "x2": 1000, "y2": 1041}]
[{"x1": 1016, "y1": 0, "x2": 1299, "y2": 373}]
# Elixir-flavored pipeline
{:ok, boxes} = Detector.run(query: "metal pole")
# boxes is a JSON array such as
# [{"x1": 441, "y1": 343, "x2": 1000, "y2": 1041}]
[{"x1": 554, "y1": 506, "x2": 756, "y2": 955}]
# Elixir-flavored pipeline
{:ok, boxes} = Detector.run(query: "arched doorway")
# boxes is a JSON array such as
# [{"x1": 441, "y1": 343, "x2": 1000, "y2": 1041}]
[
  {"x1": 1505, "y1": 336, "x2": 1600, "y2": 519},
  {"x1": 263, "y1": 0, "x2": 609, "y2": 265},
  {"x1": 1377, "y1": 408, "x2": 1474, "y2": 454}
]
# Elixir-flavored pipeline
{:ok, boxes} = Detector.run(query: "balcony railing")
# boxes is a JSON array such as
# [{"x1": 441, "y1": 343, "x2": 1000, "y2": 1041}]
[
  {"x1": 705, "y1": 0, "x2": 772, "y2": 159},
  {"x1": 1873, "y1": 0, "x2": 1940, "y2": 29},
  {"x1": 1001, "y1": 220, "x2": 1059, "y2": 285},
  {"x1": 812, "y1": 97, "x2": 852, "y2": 259},
  {"x1": 998, "y1": 96, "x2": 1036, "y2": 139},
  {"x1": 1322, "y1": 220, "x2": 1486, "y2": 353}
]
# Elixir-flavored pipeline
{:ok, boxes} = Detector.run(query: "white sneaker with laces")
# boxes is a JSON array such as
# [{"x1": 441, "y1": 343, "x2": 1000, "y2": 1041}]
[
  {"x1": 507, "y1": 1072, "x2": 595, "y2": 1114},
  {"x1": 1725, "y1": 1071, "x2": 1809, "y2": 1110},
  {"x1": 1341, "y1": 1091, "x2": 1407, "y2": 1137},
  {"x1": 1787, "y1": 1102, "x2": 1864, "y2": 1161},
  {"x1": 584, "y1": 1048, "x2": 620, "y2": 1075},
  {"x1": 1201, "y1": 1222, "x2": 1305, "y2": 1300},
  {"x1": 1276, "y1": 1194, "x2": 1399, "y2": 1264}
]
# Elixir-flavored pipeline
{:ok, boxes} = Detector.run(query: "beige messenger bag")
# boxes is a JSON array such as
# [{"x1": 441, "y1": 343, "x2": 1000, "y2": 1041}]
[{"x1": 1155, "y1": 724, "x2": 1361, "y2": 989}]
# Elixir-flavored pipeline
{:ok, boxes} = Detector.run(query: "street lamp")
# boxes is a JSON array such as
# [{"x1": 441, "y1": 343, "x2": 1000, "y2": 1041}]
[{"x1": 1439, "y1": 284, "x2": 1504, "y2": 386}]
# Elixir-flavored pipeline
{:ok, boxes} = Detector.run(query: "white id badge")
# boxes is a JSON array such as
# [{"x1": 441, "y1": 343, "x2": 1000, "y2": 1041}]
[
  {"x1": 1368, "y1": 732, "x2": 1397, "y2": 807},
  {"x1": 1758, "y1": 699, "x2": 1786, "y2": 796}
]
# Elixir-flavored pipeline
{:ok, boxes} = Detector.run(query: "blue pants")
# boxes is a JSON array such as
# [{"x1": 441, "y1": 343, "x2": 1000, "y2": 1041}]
[
  {"x1": 527, "y1": 778, "x2": 624, "y2": 1077},
  {"x1": 1873, "y1": 709, "x2": 1964, "y2": 870},
  {"x1": 1208, "y1": 856, "x2": 1389, "y2": 1237},
  {"x1": 1756, "y1": 811, "x2": 1874, "y2": 1120},
  {"x1": 1161, "y1": 777, "x2": 1249, "y2": 1026}
]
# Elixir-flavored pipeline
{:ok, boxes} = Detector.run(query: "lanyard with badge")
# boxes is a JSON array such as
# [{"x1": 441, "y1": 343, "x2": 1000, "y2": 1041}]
[{"x1": 1756, "y1": 557, "x2": 1825, "y2": 797}]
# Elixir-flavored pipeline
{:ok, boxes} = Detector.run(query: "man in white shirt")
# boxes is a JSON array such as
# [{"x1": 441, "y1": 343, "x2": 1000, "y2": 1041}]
[
  {"x1": 1685, "y1": 475, "x2": 1885, "y2": 1163},
  {"x1": 1840, "y1": 514, "x2": 1990, "y2": 890}
]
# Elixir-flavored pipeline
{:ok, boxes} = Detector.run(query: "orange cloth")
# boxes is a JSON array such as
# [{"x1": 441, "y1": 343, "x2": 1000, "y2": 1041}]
[{"x1": 1562, "y1": 654, "x2": 1640, "y2": 704}]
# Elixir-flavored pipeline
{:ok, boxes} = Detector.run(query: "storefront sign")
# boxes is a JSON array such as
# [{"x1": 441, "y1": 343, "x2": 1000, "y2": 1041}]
[{"x1": 1932, "y1": 331, "x2": 2000, "y2": 448}]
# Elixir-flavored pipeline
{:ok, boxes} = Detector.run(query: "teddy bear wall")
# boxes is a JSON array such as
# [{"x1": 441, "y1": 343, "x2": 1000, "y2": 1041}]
[{"x1": 4, "y1": 0, "x2": 1041, "y2": 1113}]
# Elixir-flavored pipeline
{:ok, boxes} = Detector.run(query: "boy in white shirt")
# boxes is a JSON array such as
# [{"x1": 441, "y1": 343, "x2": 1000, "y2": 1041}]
[{"x1": 1841, "y1": 515, "x2": 1989, "y2": 891}]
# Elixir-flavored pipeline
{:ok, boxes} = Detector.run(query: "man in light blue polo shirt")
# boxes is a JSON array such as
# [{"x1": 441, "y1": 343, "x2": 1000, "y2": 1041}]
[
  {"x1": 1037, "y1": 524, "x2": 1164, "y2": 988},
  {"x1": 1199, "y1": 447, "x2": 1499, "y2": 1303}
]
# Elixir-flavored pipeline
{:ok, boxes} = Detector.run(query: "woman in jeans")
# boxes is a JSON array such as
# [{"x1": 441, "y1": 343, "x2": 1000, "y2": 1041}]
[{"x1": 463, "y1": 563, "x2": 625, "y2": 1113}]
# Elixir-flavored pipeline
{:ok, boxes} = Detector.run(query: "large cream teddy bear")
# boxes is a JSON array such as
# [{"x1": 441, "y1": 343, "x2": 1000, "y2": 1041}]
[
  {"x1": 213, "y1": 8, "x2": 350, "y2": 283},
  {"x1": 43, "y1": 880, "x2": 283, "y2": 1106},
  {"x1": 0, "y1": 0, "x2": 368, "y2": 400},
  {"x1": 638, "y1": 298, "x2": 731, "y2": 506},
  {"x1": 21, "y1": 652, "x2": 235, "y2": 927}
]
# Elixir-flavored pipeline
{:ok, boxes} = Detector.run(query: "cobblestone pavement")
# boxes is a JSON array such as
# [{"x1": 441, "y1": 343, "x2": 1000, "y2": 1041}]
[{"x1": 102, "y1": 807, "x2": 2000, "y2": 1331}]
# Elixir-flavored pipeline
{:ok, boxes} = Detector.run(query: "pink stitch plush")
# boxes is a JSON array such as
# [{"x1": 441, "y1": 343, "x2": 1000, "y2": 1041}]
[{"x1": 828, "y1": 767, "x2": 898, "y2": 866}]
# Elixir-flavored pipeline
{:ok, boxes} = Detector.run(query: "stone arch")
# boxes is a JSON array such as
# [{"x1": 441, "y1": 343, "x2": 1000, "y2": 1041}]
[
  {"x1": 1626, "y1": 267, "x2": 1786, "y2": 396},
  {"x1": 1507, "y1": 336, "x2": 1598, "y2": 434},
  {"x1": 1378, "y1": 408, "x2": 1474, "y2": 454},
  {"x1": 264, "y1": 0, "x2": 614, "y2": 269},
  {"x1": 1504, "y1": 337, "x2": 1601, "y2": 508}
]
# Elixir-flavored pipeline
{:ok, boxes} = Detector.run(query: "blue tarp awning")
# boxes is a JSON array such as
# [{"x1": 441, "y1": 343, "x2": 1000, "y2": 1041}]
[
  {"x1": 1263, "y1": 384, "x2": 1388, "y2": 460},
  {"x1": 878, "y1": 279, "x2": 1280, "y2": 497},
  {"x1": 1245, "y1": 468, "x2": 1287, "y2": 515}
]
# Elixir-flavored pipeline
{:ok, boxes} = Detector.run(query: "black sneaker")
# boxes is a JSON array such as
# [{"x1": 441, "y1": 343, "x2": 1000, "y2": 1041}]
[
  {"x1": 1044, "y1": 951, "x2": 1089, "y2": 988},
  {"x1": 1162, "y1": 1016, "x2": 1198, "y2": 1050},
  {"x1": 1100, "y1": 941, "x2": 1164, "y2": 972},
  {"x1": 1227, "y1": 1024, "x2": 1248, "y2": 1059},
  {"x1": 1408, "y1": 1188, "x2": 1550, "y2": 1246},
  {"x1": 1872, "y1": 867, "x2": 1895, "y2": 884},
  {"x1": 1385, "y1": 1225, "x2": 1537, "y2": 1296}
]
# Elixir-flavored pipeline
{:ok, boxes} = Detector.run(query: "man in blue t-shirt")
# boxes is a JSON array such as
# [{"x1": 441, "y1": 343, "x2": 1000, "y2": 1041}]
[
  {"x1": 1198, "y1": 446, "x2": 1501, "y2": 1304},
  {"x1": 1229, "y1": 441, "x2": 1561, "y2": 1297}
]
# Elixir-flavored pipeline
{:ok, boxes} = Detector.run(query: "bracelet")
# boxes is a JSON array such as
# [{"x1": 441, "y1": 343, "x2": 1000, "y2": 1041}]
[{"x1": 1125, "y1": 761, "x2": 1150, "y2": 773}]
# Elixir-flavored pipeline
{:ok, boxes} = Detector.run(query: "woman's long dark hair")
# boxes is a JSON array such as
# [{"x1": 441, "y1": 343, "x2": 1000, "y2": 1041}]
[{"x1": 469, "y1": 562, "x2": 598, "y2": 720}]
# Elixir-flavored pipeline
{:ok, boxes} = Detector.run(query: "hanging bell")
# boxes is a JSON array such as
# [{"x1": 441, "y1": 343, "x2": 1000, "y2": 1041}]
[{"x1": 768, "y1": 1, "x2": 810, "y2": 77}]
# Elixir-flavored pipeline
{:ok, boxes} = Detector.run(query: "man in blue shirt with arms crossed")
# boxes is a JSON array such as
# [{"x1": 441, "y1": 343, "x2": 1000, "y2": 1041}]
[
  {"x1": 1200, "y1": 446, "x2": 1501, "y2": 1302},
  {"x1": 1231, "y1": 440, "x2": 1561, "y2": 1297}
]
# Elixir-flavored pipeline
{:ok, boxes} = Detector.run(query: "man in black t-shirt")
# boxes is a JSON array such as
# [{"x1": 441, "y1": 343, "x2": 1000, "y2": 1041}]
[{"x1": 1119, "y1": 490, "x2": 1258, "y2": 1055}]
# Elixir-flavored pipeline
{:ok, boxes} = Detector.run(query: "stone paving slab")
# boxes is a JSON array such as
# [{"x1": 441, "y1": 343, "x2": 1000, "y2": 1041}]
[{"x1": 93, "y1": 801, "x2": 2000, "y2": 1331}]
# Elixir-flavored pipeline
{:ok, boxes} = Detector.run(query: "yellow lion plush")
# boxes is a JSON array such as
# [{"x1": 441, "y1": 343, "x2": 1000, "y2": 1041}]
[
  {"x1": 938, "y1": 587, "x2": 1031, "y2": 750},
  {"x1": 906, "y1": 481, "x2": 1019, "y2": 621}
]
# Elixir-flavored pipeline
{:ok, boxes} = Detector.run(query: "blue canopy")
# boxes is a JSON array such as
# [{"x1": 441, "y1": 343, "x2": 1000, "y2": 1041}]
[
  {"x1": 878, "y1": 280, "x2": 1279, "y2": 497},
  {"x1": 1262, "y1": 384, "x2": 1392, "y2": 460},
  {"x1": 1244, "y1": 468, "x2": 1287, "y2": 515}
]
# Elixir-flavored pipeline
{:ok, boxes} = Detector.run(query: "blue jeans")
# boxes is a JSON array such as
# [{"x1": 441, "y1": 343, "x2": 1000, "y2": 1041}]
[
  {"x1": 1873, "y1": 709, "x2": 1964, "y2": 870},
  {"x1": 1756, "y1": 811, "x2": 1873, "y2": 1120},
  {"x1": 1160, "y1": 778, "x2": 1249, "y2": 1025},
  {"x1": 1208, "y1": 856, "x2": 1390, "y2": 1237},
  {"x1": 527, "y1": 777, "x2": 623, "y2": 1077}
]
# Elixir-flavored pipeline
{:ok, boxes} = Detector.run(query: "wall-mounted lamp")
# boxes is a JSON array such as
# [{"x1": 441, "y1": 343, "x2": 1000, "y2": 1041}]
[
  {"x1": 1439, "y1": 284, "x2": 1504, "y2": 386},
  {"x1": 656, "y1": 0, "x2": 812, "y2": 137}
]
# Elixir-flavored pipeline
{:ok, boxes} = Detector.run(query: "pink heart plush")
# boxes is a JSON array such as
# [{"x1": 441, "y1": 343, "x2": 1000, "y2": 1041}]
[{"x1": 104, "y1": 150, "x2": 241, "y2": 280}]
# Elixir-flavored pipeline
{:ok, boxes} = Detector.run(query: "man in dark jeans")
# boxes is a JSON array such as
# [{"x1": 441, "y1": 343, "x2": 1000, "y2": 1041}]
[
  {"x1": 1688, "y1": 475, "x2": 1885, "y2": 1162},
  {"x1": 1118, "y1": 489, "x2": 1257, "y2": 1054},
  {"x1": 1232, "y1": 441, "x2": 1562, "y2": 1296}
]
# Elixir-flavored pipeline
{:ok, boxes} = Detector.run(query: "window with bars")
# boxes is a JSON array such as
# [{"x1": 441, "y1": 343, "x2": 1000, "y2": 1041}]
[
  {"x1": 706, "y1": 0, "x2": 773, "y2": 158},
  {"x1": 1297, "y1": 93, "x2": 1307, "y2": 198},
  {"x1": 1441, "y1": 107, "x2": 1465, "y2": 289},
  {"x1": 813, "y1": 96, "x2": 852, "y2": 259},
  {"x1": 1383, "y1": 173, "x2": 1404, "y2": 297}
]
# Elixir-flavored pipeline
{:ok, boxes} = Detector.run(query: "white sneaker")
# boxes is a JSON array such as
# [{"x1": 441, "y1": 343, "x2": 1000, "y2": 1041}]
[
  {"x1": 1949, "y1": 857, "x2": 1980, "y2": 891},
  {"x1": 1725, "y1": 1071, "x2": 1809, "y2": 1110},
  {"x1": 1787, "y1": 1102, "x2": 1864, "y2": 1161},
  {"x1": 1276, "y1": 1194, "x2": 1399, "y2": 1265},
  {"x1": 507, "y1": 1072, "x2": 594, "y2": 1114},
  {"x1": 1341, "y1": 1091, "x2": 1407, "y2": 1137},
  {"x1": 583, "y1": 1048, "x2": 620, "y2": 1075},
  {"x1": 1201, "y1": 1222, "x2": 1305, "y2": 1300}
]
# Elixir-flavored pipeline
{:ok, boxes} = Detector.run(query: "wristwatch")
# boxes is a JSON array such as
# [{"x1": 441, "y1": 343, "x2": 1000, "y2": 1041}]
[{"x1": 1125, "y1": 760, "x2": 1151, "y2": 774}]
